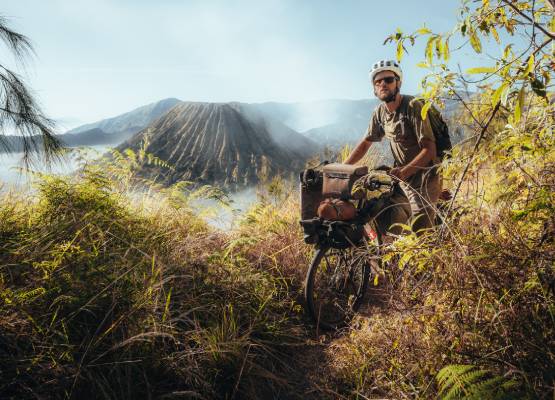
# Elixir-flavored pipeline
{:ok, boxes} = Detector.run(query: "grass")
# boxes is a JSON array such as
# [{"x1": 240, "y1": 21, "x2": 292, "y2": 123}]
[
  {"x1": 1, "y1": 97, "x2": 554, "y2": 399},
  {"x1": 0, "y1": 162, "x2": 308, "y2": 399}
]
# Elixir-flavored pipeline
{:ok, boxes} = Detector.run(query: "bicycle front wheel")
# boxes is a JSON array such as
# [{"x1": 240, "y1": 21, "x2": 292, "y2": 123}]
[{"x1": 304, "y1": 245, "x2": 371, "y2": 330}]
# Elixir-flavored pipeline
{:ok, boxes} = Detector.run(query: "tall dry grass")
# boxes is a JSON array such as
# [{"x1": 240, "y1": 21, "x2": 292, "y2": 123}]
[{"x1": 0, "y1": 156, "x2": 308, "y2": 400}]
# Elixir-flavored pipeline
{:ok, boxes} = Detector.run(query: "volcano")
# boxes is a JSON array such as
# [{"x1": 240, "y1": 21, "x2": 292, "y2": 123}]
[{"x1": 118, "y1": 102, "x2": 319, "y2": 188}]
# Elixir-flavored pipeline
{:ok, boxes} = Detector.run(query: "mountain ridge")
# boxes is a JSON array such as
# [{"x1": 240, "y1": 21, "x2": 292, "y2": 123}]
[
  {"x1": 66, "y1": 98, "x2": 380, "y2": 147},
  {"x1": 68, "y1": 98, "x2": 182, "y2": 136},
  {"x1": 118, "y1": 102, "x2": 319, "y2": 188}
]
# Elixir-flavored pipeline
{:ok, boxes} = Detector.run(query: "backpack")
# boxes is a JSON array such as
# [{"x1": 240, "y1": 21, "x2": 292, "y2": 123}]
[{"x1": 396, "y1": 96, "x2": 452, "y2": 160}]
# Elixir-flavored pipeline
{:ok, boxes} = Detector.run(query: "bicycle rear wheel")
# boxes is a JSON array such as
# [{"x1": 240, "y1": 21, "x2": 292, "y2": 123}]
[{"x1": 304, "y1": 245, "x2": 371, "y2": 330}]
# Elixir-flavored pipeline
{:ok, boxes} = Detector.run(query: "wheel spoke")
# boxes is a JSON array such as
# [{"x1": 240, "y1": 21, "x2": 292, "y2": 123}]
[{"x1": 305, "y1": 245, "x2": 371, "y2": 330}]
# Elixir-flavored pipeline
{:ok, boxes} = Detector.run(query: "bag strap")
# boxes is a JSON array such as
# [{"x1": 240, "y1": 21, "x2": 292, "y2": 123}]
[
  {"x1": 397, "y1": 95, "x2": 413, "y2": 127},
  {"x1": 301, "y1": 160, "x2": 329, "y2": 185},
  {"x1": 380, "y1": 96, "x2": 442, "y2": 169}
]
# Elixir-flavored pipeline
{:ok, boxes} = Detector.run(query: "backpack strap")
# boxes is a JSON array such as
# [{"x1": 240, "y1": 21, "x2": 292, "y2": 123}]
[
  {"x1": 397, "y1": 95, "x2": 413, "y2": 128},
  {"x1": 384, "y1": 96, "x2": 451, "y2": 161},
  {"x1": 396, "y1": 96, "x2": 440, "y2": 169}
]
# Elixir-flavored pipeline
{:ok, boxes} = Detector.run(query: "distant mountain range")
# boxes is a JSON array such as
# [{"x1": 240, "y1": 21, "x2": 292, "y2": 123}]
[
  {"x1": 248, "y1": 99, "x2": 379, "y2": 145},
  {"x1": 68, "y1": 98, "x2": 181, "y2": 136},
  {"x1": 64, "y1": 97, "x2": 381, "y2": 148},
  {"x1": 0, "y1": 128, "x2": 116, "y2": 152},
  {"x1": 1, "y1": 95, "x2": 465, "y2": 188},
  {"x1": 0, "y1": 98, "x2": 183, "y2": 152},
  {"x1": 119, "y1": 102, "x2": 318, "y2": 187},
  {"x1": 2, "y1": 97, "x2": 379, "y2": 151}
]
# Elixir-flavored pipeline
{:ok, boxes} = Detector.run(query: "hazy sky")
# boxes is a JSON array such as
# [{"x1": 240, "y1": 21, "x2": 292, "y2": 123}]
[{"x1": 1, "y1": 0, "x2": 502, "y2": 131}]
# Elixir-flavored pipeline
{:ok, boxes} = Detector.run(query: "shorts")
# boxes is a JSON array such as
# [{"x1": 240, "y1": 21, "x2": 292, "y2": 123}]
[{"x1": 376, "y1": 172, "x2": 441, "y2": 235}]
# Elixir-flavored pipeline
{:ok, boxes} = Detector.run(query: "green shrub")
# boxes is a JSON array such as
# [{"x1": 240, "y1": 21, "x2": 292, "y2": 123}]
[{"x1": 0, "y1": 160, "x2": 304, "y2": 399}]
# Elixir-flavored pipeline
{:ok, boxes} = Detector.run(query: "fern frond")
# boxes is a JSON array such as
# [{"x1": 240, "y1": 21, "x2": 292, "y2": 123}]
[
  {"x1": 437, "y1": 364, "x2": 521, "y2": 400},
  {"x1": 466, "y1": 376, "x2": 505, "y2": 400},
  {"x1": 437, "y1": 364, "x2": 475, "y2": 391}
]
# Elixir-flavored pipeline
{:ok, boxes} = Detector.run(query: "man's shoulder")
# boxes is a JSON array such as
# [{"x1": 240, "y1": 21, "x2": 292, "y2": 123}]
[
  {"x1": 372, "y1": 100, "x2": 386, "y2": 112},
  {"x1": 404, "y1": 95, "x2": 426, "y2": 116},
  {"x1": 371, "y1": 101, "x2": 386, "y2": 120},
  {"x1": 405, "y1": 95, "x2": 421, "y2": 108}
]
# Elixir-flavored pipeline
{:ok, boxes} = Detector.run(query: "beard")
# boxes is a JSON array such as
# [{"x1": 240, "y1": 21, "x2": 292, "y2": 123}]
[{"x1": 375, "y1": 85, "x2": 399, "y2": 103}]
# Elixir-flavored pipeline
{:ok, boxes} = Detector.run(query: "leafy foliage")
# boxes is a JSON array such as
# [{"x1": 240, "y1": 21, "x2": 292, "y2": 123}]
[
  {"x1": 1, "y1": 1, "x2": 554, "y2": 399},
  {"x1": 326, "y1": 1, "x2": 555, "y2": 399},
  {"x1": 0, "y1": 151, "x2": 306, "y2": 399},
  {"x1": 437, "y1": 364, "x2": 522, "y2": 400},
  {"x1": 0, "y1": 15, "x2": 62, "y2": 163}
]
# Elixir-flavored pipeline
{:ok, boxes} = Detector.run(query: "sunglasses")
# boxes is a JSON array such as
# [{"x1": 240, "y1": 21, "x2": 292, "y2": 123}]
[{"x1": 373, "y1": 76, "x2": 397, "y2": 86}]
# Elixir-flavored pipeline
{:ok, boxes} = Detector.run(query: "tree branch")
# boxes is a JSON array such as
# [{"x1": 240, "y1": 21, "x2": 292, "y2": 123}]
[
  {"x1": 445, "y1": 101, "x2": 502, "y2": 218},
  {"x1": 0, "y1": 17, "x2": 63, "y2": 164},
  {"x1": 501, "y1": 0, "x2": 555, "y2": 40}
]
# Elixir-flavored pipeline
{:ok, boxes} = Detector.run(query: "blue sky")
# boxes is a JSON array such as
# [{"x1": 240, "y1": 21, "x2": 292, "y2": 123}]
[{"x1": 1, "y1": 0, "x2": 502, "y2": 131}]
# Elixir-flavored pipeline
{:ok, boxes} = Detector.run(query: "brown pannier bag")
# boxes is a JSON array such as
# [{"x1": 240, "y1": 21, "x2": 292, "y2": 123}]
[
  {"x1": 317, "y1": 198, "x2": 357, "y2": 221},
  {"x1": 322, "y1": 163, "x2": 368, "y2": 200},
  {"x1": 299, "y1": 168, "x2": 324, "y2": 220}
]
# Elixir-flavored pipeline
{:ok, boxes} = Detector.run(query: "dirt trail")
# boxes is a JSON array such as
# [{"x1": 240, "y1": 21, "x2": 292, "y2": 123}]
[{"x1": 279, "y1": 279, "x2": 409, "y2": 399}]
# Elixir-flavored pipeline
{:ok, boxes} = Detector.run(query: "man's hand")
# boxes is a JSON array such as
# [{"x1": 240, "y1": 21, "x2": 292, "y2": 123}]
[
  {"x1": 390, "y1": 139, "x2": 437, "y2": 181},
  {"x1": 439, "y1": 189, "x2": 452, "y2": 201},
  {"x1": 389, "y1": 167, "x2": 408, "y2": 181}
]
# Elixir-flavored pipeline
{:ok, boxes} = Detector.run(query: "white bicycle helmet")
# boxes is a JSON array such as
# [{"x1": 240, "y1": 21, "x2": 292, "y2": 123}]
[{"x1": 369, "y1": 60, "x2": 403, "y2": 83}]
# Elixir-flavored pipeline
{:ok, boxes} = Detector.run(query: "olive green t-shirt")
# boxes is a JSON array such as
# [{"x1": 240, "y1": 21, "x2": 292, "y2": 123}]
[{"x1": 365, "y1": 95, "x2": 436, "y2": 186}]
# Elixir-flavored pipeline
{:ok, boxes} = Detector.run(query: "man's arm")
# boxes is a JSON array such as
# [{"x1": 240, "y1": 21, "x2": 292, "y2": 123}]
[
  {"x1": 344, "y1": 139, "x2": 372, "y2": 165},
  {"x1": 390, "y1": 138, "x2": 436, "y2": 180}
]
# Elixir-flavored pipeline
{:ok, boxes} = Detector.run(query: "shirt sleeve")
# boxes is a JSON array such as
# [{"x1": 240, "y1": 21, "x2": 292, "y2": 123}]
[
  {"x1": 364, "y1": 108, "x2": 385, "y2": 142},
  {"x1": 408, "y1": 99, "x2": 435, "y2": 143}
]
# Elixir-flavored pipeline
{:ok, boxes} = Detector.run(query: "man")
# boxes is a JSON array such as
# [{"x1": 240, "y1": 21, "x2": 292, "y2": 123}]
[{"x1": 345, "y1": 60, "x2": 441, "y2": 234}]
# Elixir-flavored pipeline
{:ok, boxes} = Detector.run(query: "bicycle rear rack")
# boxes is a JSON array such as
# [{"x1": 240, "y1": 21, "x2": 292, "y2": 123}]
[{"x1": 299, "y1": 218, "x2": 365, "y2": 248}]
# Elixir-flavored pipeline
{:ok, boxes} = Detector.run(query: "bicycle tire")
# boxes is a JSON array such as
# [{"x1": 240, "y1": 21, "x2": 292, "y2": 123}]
[{"x1": 304, "y1": 244, "x2": 372, "y2": 331}]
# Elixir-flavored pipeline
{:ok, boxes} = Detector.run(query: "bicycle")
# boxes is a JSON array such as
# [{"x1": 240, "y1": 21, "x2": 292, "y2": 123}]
[{"x1": 300, "y1": 171, "x2": 394, "y2": 331}]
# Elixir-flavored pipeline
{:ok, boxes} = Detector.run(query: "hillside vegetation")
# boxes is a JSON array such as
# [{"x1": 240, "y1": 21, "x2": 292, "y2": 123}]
[
  {"x1": 0, "y1": 156, "x2": 311, "y2": 399},
  {"x1": 1, "y1": 0, "x2": 554, "y2": 399},
  {"x1": 1, "y1": 89, "x2": 553, "y2": 399}
]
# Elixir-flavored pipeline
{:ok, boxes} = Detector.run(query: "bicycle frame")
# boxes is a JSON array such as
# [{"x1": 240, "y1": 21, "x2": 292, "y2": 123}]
[{"x1": 301, "y1": 177, "x2": 394, "y2": 330}]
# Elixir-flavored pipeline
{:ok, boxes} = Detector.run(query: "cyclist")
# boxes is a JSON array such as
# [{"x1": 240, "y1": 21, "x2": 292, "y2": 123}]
[{"x1": 345, "y1": 60, "x2": 441, "y2": 235}]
